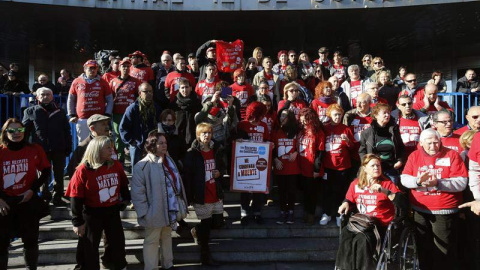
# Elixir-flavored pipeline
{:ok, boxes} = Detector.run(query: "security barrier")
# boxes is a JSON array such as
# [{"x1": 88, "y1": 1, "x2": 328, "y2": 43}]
[{"x1": 438, "y1": 92, "x2": 479, "y2": 126}]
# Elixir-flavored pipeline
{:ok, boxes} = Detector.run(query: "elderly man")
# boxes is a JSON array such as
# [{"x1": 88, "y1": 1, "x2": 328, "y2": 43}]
[
  {"x1": 401, "y1": 128, "x2": 467, "y2": 270},
  {"x1": 432, "y1": 110, "x2": 462, "y2": 152},
  {"x1": 391, "y1": 95, "x2": 429, "y2": 157},
  {"x1": 399, "y1": 73, "x2": 425, "y2": 104},
  {"x1": 413, "y1": 83, "x2": 452, "y2": 114},
  {"x1": 67, "y1": 60, "x2": 113, "y2": 142},
  {"x1": 365, "y1": 82, "x2": 387, "y2": 108},
  {"x1": 340, "y1": 65, "x2": 371, "y2": 108},
  {"x1": 32, "y1": 74, "x2": 56, "y2": 94},
  {"x1": 120, "y1": 82, "x2": 161, "y2": 168},
  {"x1": 23, "y1": 87, "x2": 71, "y2": 206},
  {"x1": 456, "y1": 69, "x2": 479, "y2": 93},
  {"x1": 454, "y1": 106, "x2": 480, "y2": 135}
]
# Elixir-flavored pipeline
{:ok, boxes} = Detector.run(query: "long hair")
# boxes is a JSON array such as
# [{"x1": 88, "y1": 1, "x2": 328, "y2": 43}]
[
  {"x1": 1, "y1": 118, "x2": 27, "y2": 147},
  {"x1": 276, "y1": 108, "x2": 298, "y2": 139},
  {"x1": 79, "y1": 136, "x2": 113, "y2": 170},
  {"x1": 299, "y1": 107, "x2": 322, "y2": 134},
  {"x1": 357, "y1": 154, "x2": 384, "y2": 189},
  {"x1": 314, "y1": 81, "x2": 334, "y2": 99}
]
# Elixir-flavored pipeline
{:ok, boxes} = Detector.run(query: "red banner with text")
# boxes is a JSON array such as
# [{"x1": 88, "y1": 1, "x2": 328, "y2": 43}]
[{"x1": 216, "y1": 39, "x2": 244, "y2": 73}]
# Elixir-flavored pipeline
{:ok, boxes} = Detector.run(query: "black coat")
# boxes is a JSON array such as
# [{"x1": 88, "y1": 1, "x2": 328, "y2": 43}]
[
  {"x1": 169, "y1": 92, "x2": 202, "y2": 146},
  {"x1": 183, "y1": 139, "x2": 225, "y2": 205}
]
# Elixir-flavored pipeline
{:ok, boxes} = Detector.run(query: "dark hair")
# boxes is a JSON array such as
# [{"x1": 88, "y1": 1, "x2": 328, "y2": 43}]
[
  {"x1": 144, "y1": 131, "x2": 167, "y2": 154},
  {"x1": 277, "y1": 108, "x2": 298, "y2": 139},
  {"x1": 206, "y1": 63, "x2": 216, "y2": 70},
  {"x1": 160, "y1": 109, "x2": 176, "y2": 122},
  {"x1": 1, "y1": 118, "x2": 27, "y2": 147},
  {"x1": 299, "y1": 107, "x2": 322, "y2": 134},
  {"x1": 431, "y1": 71, "x2": 442, "y2": 79}
]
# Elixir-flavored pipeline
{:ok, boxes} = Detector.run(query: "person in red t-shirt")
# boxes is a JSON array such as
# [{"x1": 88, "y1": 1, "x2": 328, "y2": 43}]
[
  {"x1": 236, "y1": 102, "x2": 270, "y2": 225},
  {"x1": 278, "y1": 81, "x2": 307, "y2": 120},
  {"x1": 65, "y1": 136, "x2": 130, "y2": 270},
  {"x1": 272, "y1": 50, "x2": 289, "y2": 80},
  {"x1": 401, "y1": 128, "x2": 467, "y2": 270},
  {"x1": 183, "y1": 123, "x2": 226, "y2": 266},
  {"x1": 313, "y1": 47, "x2": 333, "y2": 70},
  {"x1": 432, "y1": 111, "x2": 463, "y2": 152},
  {"x1": 329, "y1": 51, "x2": 347, "y2": 85},
  {"x1": 109, "y1": 59, "x2": 141, "y2": 163},
  {"x1": 366, "y1": 82, "x2": 388, "y2": 108},
  {"x1": 230, "y1": 69, "x2": 254, "y2": 121},
  {"x1": 298, "y1": 107, "x2": 325, "y2": 225},
  {"x1": 128, "y1": 50, "x2": 154, "y2": 85},
  {"x1": 320, "y1": 104, "x2": 355, "y2": 227},
  {"x1": 454, "y1": 106, "x2": 480, "y2": 136},
  {"x1": 165, "y1": 57, "x2": 197, "y2": 103},
  {"x1": 259, "y1": 94, "x2": 277, "y2": 138},
  {"x1": 279, "y1": 66, "x2": 306, "y2": 100},
  {"x1": 101, "y1": 57, "x2": 120, "y2": 84},
  {"x1": 336, "y1": 154, "x2": 401, "y2": 270},
  {"x1": 195, "y1": 63, "x2": 219, "y2": 103},
  {"x1": 272, "y1": 109, "x2": 300, "y2": 224},
  {"x1": 413, "y1": 83, "x2": 453, "y2": 115},
  {"x1": 0, "y1": 118, "x2": 51, "y2": 269},
  {"x1": 310, "y1": 81, "x2": 337, "y2": 123}
]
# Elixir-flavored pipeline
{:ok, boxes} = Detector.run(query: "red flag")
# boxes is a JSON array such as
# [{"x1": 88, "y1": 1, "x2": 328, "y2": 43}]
[{"x1": 216, "y1": 40, "x2": 244, "y2": 73}]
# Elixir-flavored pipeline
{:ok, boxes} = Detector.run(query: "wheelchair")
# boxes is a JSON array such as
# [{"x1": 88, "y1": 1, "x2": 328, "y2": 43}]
[{"x1": 336, "y1": 213, "x2": 419, "y2": 270}]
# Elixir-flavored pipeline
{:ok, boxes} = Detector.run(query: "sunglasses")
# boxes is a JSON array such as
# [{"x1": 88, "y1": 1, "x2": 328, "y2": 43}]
[
  {"x1": 6, "y1": 127, "x2": 25, "y2": 133},
  {"x1": 406, "y1": 79, "x2": 417, "y2": 83},
  {"x1": 400, "y1": 102, "x2": 413, "y2": 106}
]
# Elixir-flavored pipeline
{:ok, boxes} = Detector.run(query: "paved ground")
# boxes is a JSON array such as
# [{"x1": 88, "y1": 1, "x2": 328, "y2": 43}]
[{"x1": 10, "y1": 262, "x2": 336, "y2": 269}]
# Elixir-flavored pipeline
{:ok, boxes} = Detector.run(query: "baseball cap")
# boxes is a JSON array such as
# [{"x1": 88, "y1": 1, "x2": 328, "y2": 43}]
[
  {"x1": 83, "y1": 60, "x2": 98, "y2": 68},
  {"x1": 119, "y1": 59, "x2": 132, "y2": 66},
  {"x1": 87, "y1": 114, "x2": 110, "y2": 126},
  {"x1": 128, "y1": 50, "x2": 145, "y2": 58}
]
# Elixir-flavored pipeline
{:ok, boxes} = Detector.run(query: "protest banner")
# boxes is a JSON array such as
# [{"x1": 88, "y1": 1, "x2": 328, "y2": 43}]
[
  {"x1": 230, "y1": 140, "x2": 272, "y2": 193},
  {"x1": 216, "y1": 39, "x2": 244, "y2": 73}
]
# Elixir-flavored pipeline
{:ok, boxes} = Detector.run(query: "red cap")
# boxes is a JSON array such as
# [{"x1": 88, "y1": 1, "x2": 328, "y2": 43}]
[
  {"x1": 207, "y1": 47, "x2": 215, "y2": 53},
  {"x1": 119, "y1": 59, "x2": 131, "y2": 66},
  {"x1": 128, "y1": 50, "x2": 145, "y2": 58},
  {"x1": 277, "y1": 50, "x2": 287, "y2": 59},
  {"x1": 83, "y1": 60, "x2": 98, "y2": 68}
]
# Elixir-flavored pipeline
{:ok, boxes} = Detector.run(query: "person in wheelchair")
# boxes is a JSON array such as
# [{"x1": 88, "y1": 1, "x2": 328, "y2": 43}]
[
  {"x1": 335, "y1": 154, "x2": 403, "y2": 270},
  {"x1": 401, "y1": 128, "x2": 468, "y2": 270}
]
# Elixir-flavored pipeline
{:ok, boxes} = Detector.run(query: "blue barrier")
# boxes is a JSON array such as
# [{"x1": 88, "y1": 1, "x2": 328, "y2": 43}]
[{"x1": 438, "y1": 92, "x2": 479, "y2": 126}]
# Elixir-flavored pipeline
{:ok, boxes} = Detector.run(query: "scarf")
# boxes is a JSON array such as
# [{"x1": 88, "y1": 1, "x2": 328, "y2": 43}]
[
  {"x1": 176, "y1": 92, "x2": 195, "y2": 111},
  {"x1": 138, "y1": 97, "x2": 156, "y2": 126},
  {"x1": 319, "y1": 96, "x2": 333, "y2": 104},
  {"x1": 161, "y1": 123, "x2": 176, "y2": 135},
  {"x1": 6, "y1": 140, "x2": 26, "y2": 151}
]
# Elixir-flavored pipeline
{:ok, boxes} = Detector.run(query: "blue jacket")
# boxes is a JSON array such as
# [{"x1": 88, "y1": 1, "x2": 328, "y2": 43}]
[{"x1": 119, "y1": 100, "x2": 161, "y2": 148}]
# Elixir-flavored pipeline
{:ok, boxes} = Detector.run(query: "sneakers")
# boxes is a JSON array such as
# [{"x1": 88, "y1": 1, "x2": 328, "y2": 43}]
[
  {"x1": 276, "y1": 212, "x2": 287, "y2": 225},
  {"x1": 336, "y1": 216, "x2": 342, "y2": 227},
  {"x1": 319, "y1": 214, "x2": 331, "y2": 225},
  {"x1": 286, "y1": 211, "x2": 295, "y2": 224}
]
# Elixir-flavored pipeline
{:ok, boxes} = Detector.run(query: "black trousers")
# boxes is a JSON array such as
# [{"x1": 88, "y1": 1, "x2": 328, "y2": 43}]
[
  {"x1": 240, "y1": 193, "x2": 266, "y2": 216},
  {"x1": 46, "y1": 151, "x2": 66, "y2": 199},
  {"x1": 276, "y1": 174, "x2": 298, "y2": 212},
  {"x1": 0, "y1": 196, "x2": 41, "y2": 270},
  {"x1": 75, "y1": 206, "x2": 127, "y2": 270},
  {"x1": 321, "y1": 169, "x2": 350, "y2": 218},
  {"x1": 414, "y1": 211, "x2": 458, "y2": 270},
  {"x1": 300, "y1": 176, "x2": 320, "y2": 216}
]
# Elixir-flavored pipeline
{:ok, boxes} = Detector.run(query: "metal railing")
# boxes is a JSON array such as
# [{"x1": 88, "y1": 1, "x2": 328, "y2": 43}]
[{"x1": 438, "y1": 92, "x2": 479, "y2": 126}]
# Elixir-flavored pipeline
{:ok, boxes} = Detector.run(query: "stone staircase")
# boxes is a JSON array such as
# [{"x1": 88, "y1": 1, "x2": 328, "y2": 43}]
[{"x1": 7, "y1": 179, "x2": 340, "y2": 268}]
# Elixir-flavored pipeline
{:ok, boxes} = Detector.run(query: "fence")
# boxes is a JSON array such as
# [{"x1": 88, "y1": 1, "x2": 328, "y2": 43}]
[{"x1": 438, "y1": 92, "x2": 479, "y2": 126}]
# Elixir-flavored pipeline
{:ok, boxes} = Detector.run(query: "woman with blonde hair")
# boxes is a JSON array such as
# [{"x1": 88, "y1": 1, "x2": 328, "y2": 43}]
[
  {"x1": 252, "y1": 47, "x2": 264, "y2": 72},
  {"x1": 277, "y1": 81, "x2": 307, "y2": 119},
  {"x1": 66, "y1": 136, "x2": 130, "y2": 270},
  {"x1": 368, "y1": 57, "x2": 391, "y2": 83}
]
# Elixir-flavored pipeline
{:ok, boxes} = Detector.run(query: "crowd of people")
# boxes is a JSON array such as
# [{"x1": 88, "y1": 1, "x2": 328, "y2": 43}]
[{"x1": 1, "y1": 40, "x2": 480, "y2": 270}]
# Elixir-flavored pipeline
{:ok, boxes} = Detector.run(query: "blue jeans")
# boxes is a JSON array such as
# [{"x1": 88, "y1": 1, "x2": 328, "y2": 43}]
[
  {"x1": 129, "y1": 145, "x2": 143, "y2": 170},
  {"x1": 383, "y1": 168, "x2": 400, "y2": 185}
]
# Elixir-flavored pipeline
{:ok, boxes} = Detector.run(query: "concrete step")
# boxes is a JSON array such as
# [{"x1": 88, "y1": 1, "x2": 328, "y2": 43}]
[
  {"x1": 46, "y1": 203, "x2": 325, "y2": 221},
  {"x1": 38, "y1": 218, "x2": 340, "y2": 241},
  {"x1": 8, "y1": 238, "x2": 339, "y2": 266}
]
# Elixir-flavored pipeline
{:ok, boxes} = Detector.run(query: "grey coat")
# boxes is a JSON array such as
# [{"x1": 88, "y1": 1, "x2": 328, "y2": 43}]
[{"x1": 131, "y1": 154, "x2": 188, "y2": 228}]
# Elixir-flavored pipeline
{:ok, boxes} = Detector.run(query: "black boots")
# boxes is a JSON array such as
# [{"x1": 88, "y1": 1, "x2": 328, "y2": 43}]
[
  {"x1": 24, "y1": 246, "x2": 38, "y2": 270},
  {"x1": 198, "y1": 218, "x2": 220, "y2": 266}
]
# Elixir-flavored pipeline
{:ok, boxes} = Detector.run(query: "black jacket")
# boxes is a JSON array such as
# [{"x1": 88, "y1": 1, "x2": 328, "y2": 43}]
[
  {"x1": 456, "y1": 76, "x2": 480, "y2": 93},
  {"x1": 378, "y1": 84, "x2": 401, "y2": 110},
  {"x1": 359, "y1": 119, "x2": 405, "y2": 166},
  {"x1": 22, "y1": 103, "x2": 72, "y2": 154},
  {"x1": 183, "y1": 139, "x2": 225, "y2": 205},
  {"x1": 2, "y1": 79, "x2": 29, "y2": 94},
  {"x1": 169, "y1": 92, "x2": 202, "y2": 146}
]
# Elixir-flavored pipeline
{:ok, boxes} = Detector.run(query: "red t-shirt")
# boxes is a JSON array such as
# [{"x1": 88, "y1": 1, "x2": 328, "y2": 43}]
[
  {"x1": 69, "y1": 77, "x2": 112, "y2": 119},
  {"x1": 442, "y1": 134, "x2": 463, "y2": 152},
  {"x1": 453, "y1": 125, "x2": 470, "y2": 136},
  {"x1": 369, "y1": 97, "x2": 388, "y2": 108},
  {"x1": 399, "y1": 88, "x2": 425, "y2": 105},
  {"x1": 314, "y1": 59, "x2": 332, "y2": 68},
  {"x1": 403, "y1": 147, "x2": 467, "y2": 211},
  {"x1": 272, "y1": 129, "x2": 300, "y2": 175},
  {"x1": 349, "y1": 80, "x2": 362, "y2": 107},
  {"x1": 0, "y1": 144, "x2": 50, "y2": 196},
  {"x1": 469, "y1": 132, "x2": 480, "y2": 162},
  {"x1": 165, "y1": 71, "x2": 197, "y2": 102},
  {"x1": 413, "y1": 100, "x2": 453, "y2": 114},
  {"x1": 345, "y1": 178, "x2": 400, "y2": 226},
  {"x1": 310, "y1": 99, "x2": 336, "y2": 123},
  {"x1": 261, "y1": 111, "x2": 277, "y2": 138},
  {"x1": 231, "y1": 82, "x2": 254, "y2": 120},
  {"x1": 201, "y1": 150, "x2": 219, "y2": 204},
  {"x1": 102, "y1": 71, "x2": 120, "y2": 84},
  {"x1": 398, "y1": 116, "x2": 421, "y2": 157},
  {"x1": 348, "y1": 115, "x2": 373, "y2": 160},
  {"x1": 263, "y1": 72, "x2": 276, "y2": 92},
  {"x1": 237, "y1": 121, "x2": 270, "y2": 142},
  {"x1": 65, "y1": 161, "x2": 129, "y2": 207},
  {"x1": 277, "y1": 99, "x2": 307, "y2": 120},
  {"x1": 323, "y1": 124, "x2": 355, "y2": 170},
  {"x1": 332, "y1": 65, "x2": 346, "y2": 83},
  {"x1": 298, "y1": 129, "x2": 325, "y2": 177},
  {"x1": 195, "y1": 79, "x2": 218, "y2": 103},
  {"x1": 109, "y1": 77, "x2": 141, "y2": 114},
  {"x1": 129, "y1": 65, "x2": 154, "y2": 83}
]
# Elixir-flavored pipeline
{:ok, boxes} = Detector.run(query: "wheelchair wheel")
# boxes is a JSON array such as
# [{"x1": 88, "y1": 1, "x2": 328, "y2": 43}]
[
  {"x1": 398, "y1": 227, "x2": 419, "y2": 270},
  {"x1": 376, "y1": 252, "x2": 388, "y2": 270}
]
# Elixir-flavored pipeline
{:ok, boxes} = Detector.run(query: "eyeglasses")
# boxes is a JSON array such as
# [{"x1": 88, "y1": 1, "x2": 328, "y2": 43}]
[
  {"x1": 406, "y1": 79, "x2": 417, "y2": 83},
  {"x1": 435, "y1": 120, "x2": 453, "y2": 125},
  {"x1": 6, "y1": 127, "x2": 25, "y2": 133},
  {"x1": 400, "y1": 102, "x2": 413, "y2": 106}
]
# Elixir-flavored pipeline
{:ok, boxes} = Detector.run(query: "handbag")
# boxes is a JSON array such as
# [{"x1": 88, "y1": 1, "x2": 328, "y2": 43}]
[
  {"x1": 163, "y1": 160, "x2": 188, "y2": 221},
  {"x1": 347, "y1": 213, "x2": 382, "y2": 257}
]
